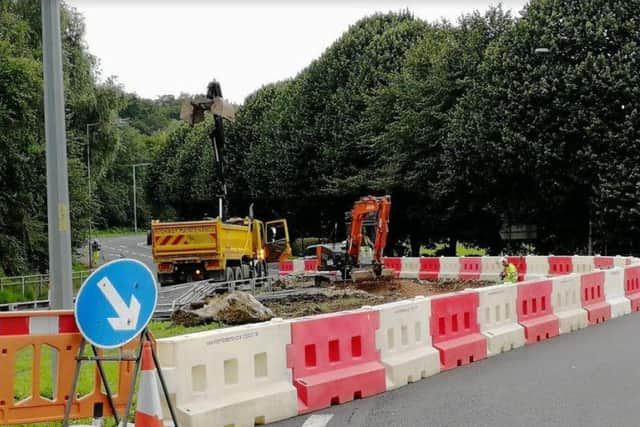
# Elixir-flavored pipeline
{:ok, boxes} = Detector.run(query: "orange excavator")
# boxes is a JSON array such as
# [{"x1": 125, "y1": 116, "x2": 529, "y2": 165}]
[{"x1": 315, "y1": 195, "x2": 394, "y2": 281}]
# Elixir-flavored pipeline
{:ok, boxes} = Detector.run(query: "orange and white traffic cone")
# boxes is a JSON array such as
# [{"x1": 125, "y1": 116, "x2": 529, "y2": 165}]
[{"x1": 134, "y1": 342, "x2": 164, "y2": 427}]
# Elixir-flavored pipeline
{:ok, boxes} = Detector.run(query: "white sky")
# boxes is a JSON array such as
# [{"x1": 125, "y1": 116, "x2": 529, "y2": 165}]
[{"x1": 67, "y1": 0, "x2": 528, "y2": 104}]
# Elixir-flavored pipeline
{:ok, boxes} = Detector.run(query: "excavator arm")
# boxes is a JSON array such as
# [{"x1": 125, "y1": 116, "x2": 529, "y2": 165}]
[{"x1": 347, "y1": 195, "x2": 391, "y2": 275}]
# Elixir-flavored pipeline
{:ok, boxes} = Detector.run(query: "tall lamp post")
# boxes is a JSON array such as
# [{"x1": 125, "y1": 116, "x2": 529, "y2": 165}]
[
  {"x1": 42, "y1": 0, "x2": 73, "y2": 309},
  {"x1": 86, "y1": 122, "x2": 98, "y2": 269},
  {"x1": 86, "y1": 118, "x2": 129, "y2": 268},
  {"x1": 132, "y1": 163, "x2": 152, "y2": 232}
]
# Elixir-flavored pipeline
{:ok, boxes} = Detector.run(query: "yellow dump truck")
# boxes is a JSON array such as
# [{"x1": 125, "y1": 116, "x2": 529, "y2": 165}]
[{"x1": 151, "y1": 217, "x2": 291, "y2": 285}]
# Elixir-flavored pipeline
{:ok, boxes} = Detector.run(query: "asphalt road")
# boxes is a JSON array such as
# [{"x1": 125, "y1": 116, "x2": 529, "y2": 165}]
[
  {"x1": 87, "y1": 234, "x2": 155, "y2": 272},
  {"x1": 272, "y1": 312, "x2": 640, "y2": 427}
]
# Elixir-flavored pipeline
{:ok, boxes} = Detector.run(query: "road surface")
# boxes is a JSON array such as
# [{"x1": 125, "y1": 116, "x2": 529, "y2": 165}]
[
  {"x1": 82, "y1": 234, "x2": 155, "y2": 272},
  {"x1": 272, "y1": 312, "x2": 640, "y2": 427}
]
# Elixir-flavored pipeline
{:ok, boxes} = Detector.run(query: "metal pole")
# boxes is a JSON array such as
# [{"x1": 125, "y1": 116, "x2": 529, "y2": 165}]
[
  {"x1": 42, "y1": 0, "x2": 73, "y2": 309},
  {"x1": 132, "y1": 163, "x2": 151, "y2": 233},
  {"x1": 86, "y1": 122, "x2": 97, "y2": 269},
  {"x1": 133, "y1": 164, "x2": 137, "y2": 233}
]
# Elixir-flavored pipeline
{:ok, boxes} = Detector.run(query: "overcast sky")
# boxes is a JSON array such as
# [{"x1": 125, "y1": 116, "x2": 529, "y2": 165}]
[{"x1": 67, "y1": 0, "x2": 529, "y2": 104}]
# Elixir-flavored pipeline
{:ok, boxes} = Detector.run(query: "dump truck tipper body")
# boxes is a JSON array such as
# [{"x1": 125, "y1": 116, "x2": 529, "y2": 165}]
[{"x1": 151, "y1": 217, "x2": 290, "y2": 285}]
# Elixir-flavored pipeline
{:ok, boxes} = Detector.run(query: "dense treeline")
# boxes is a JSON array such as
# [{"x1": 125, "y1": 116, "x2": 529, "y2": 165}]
[
  {"x1": 3, "y1": 0, "x2": 640, "y2": 274},
  {"x1": 151, "y1": 0, "x2": 640, "y2": 256},
  {"x1": 0, "y1": 2, "x2": 178, "y2": 274}
]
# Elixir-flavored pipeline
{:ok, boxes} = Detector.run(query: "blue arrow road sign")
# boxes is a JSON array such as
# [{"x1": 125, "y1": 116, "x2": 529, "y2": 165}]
[{"x1": 75, "y1": 259, "x2": 157, "y2": 349}]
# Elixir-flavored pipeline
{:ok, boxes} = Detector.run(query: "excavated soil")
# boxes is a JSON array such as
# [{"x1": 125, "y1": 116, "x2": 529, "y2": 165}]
[{"x1": 263, "y1": 278, "x2": 492, "y2": 319}]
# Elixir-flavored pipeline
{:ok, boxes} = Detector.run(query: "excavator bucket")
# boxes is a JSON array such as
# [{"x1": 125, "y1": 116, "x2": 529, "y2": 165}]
[
  {"x1": 351, "y1": 268, "x2": 376, "y2": 282},
  {"x1": 211, "y1": 97, "x2": 236, "y2": 121},
  {"x1": 180, "y1": 99, "x2": 205, "y2": 125}
]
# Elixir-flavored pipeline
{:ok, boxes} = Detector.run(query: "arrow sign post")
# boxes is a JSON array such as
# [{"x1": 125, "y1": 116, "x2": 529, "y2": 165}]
[{"x1": 75, "y1": 259, "x2": 157, "y2": 349}]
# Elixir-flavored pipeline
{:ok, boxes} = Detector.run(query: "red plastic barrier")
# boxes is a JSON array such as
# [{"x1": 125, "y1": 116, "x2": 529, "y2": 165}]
[
  {"x1": 580, "y1": 271, "x2": 611, "y2": 324},
  {"x1": 507, "y1": 256, "x2": 526, "y2": 282},
  {"x1": 624, "y1": 265, "x2": 640, "y2": 311},
  {"x1": 419, "y1": 257, "x2": 440, "y2": 281},
  {"x1": 279, "y1": 260, "x2": 294, "y2": 276},
  {"x1": 430, "y1": 292, "x2": 486, "y2": 370},
  {"x1": 548, "y1": 256, "x2": 573, "y2": 276},
  {"x1": 517, "y1": 280, "x2": 559, "y2": 343},
  {"x1": 383, "y1": 257, "x2": 402, "y2": 278},
  {"x1": 304, "y1": 259, "x2": 318, "y2": 272},
  {"x1": 594, "y1": 256, "x2": 614, "y2": 269},
  {"x1": 459, "y1": 257, "x2": 481, "y2": 280},
  {"x1": 287, "y1": 311, "x2": 385, "y2": 414}
]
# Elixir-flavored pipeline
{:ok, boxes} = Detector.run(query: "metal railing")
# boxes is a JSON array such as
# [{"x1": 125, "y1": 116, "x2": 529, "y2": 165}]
[{"x1": 0, "y1": 270, "x2": 92, "y2": 300}]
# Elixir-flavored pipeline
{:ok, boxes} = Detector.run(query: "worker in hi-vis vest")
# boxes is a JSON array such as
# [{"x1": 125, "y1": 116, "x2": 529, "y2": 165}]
[{"x1": 500, "y1": 257, "x2": 518, "y2": 283}]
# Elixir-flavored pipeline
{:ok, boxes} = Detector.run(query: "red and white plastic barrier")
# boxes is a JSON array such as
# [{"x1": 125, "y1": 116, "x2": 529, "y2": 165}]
[
  {"x1": 279, "y1": 255, "x2": 639, "y2": 282},
  {"x1": 551, "y1": 274, "x2": 588, "y2": 334},
  {"x1": 158, "y1": 255, "x2": 640, "y2": 426},
  {"x1": 373, "y1": 297, "x2": 440, "y2": 390},
  {"x1": 0, "y1": 312, "x2": 78, "y2": 336},
  {"x1": 517, "y1": 279, "x2": 559, "y2": 344},
  {"x1": 471, "y1": 284, "x2": 524, "y2": 356}
]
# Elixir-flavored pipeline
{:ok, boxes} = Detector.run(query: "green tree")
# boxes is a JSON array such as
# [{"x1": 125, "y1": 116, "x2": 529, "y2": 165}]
[{"x1": 446, "y1": 0, "x2": 640, "y2": 253}]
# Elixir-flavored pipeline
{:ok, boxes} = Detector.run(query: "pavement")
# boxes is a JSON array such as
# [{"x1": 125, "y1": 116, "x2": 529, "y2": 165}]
[{"x1": 272, "y1": 312, "x2": 640, "y2": 427}]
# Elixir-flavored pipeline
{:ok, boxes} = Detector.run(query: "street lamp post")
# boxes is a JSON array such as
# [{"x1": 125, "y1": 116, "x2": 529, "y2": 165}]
[
  {"x1": 86, "y1": 118, "x2": 129, "y2": 267},
  {"x1": 86, "y1": 122, "x2": 98, "y2": 269},
  {"x1": 42, "y1": 0, "x2": 73, "y2": 309},
  {"x1": 132, "y1": 163, "x2": 152, "y2": 232}
]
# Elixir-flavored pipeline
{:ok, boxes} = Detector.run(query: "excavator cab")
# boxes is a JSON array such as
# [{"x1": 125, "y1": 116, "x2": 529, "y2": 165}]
[
  {"x1": 264, "y1": 219, "x2": 292, "y2": 262},
  {"x1": 315, "y1": 195, "x2": 393, "y2": 282}
]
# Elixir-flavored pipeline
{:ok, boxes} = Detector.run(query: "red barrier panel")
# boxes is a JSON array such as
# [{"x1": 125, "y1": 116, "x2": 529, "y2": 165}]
[
  {"x1": 430, "y1": 293, "x2": 486, "y2": 370},
  {"x1": 594, "y1": 256, "x2": 614, "y2": 270},
  {"x1": 383, "y1": 257, "x2": 401, "y2": 278},
  {"x1": 624, "y1": 266, "x2": 640, "y2": 311},
  {"x1": 516, "y1": 280, "x2": 559, "y2": 343},
  {"x1": 459, "y1": 257, "x2": 481, "y2": 280},
  {"x1": 304, "y1": 259, "x2": 318, "y2": 272},
  {"x1": 279, "y1": 260, "x2": 294, "y2": 276},
  {"x1": 419, "y1": 257, "x2": 440, "y2": 281},
  {"x1": 507, "y1": 256, "x2": 526, "y2": 282},
  {"x1": 580, "y1": 271, "x2": 611, "y2": 324},
  {"x1": 287, "y1": 311, "x2": 385, "y2": 414},
  {"x1": 549, "y1": 256, "x2": 573, "y2": 276}
]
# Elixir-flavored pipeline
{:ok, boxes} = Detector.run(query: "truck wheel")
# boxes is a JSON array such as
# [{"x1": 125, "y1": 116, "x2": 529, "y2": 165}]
[
  {"x1": 254, "y1": 261, "x2": 263, "y2": 278},
  {"x1": 241, "y1": 264, "x2": 251, "y2": 279},
  {"x1": 225, "y1": 267, "x2": 234, "y2": 282},
  {"x1": 233, "y1": 266, "x2": 243, "y2": 281}
]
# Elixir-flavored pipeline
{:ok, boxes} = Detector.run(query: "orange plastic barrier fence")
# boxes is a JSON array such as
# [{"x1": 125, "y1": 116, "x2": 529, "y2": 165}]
[{"x1": 0, "y1": 310, "x2": 136, "y2": 425}]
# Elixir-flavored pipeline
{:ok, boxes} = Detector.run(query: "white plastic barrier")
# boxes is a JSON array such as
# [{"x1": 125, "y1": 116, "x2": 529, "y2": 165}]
[
  {"x1": 471, "y1": 284, "x2": 524, "y2": 356},
  {"x1": 480, "y1": 256, "x2": 502, "y2": 282},
  {"x1": 292, "y1": 258, "x2": 305, "y2": 274},
  {"x1": 603, "y1": 268, "x2": 631, "y2": 318},
  {"x1": 439, "y1": 257, "x2": 460, "y2": 280},
  {"x1": 550, "y1": 274, "x2": 588, "y2": 334},
  {"x1": 572, "y1": 256, "x2": 594, "y2": 274},
  {"x1": 525, "y1": 256, "x2": 549, "y2": 280},
  {"x1": 157, "y1": 319, "x2": 298, "y2": 427},
  {"x1": 373, "y1": 296, "x2": 440, "y2": 390},
  {"x1": 614, "y1": 256, "x2": 630, "y2": 268},
  {"x1": 400, "y1": 257, "x2": 420, "y2": 279}
]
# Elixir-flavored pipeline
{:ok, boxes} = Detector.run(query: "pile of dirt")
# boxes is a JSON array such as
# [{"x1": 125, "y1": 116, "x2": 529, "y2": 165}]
[
  {"x1": 263, "y1": 279, "x2": 494, "y2": 318},
  {"x1": 172, "y1": 291, "x2": 275, "y2": 326}
]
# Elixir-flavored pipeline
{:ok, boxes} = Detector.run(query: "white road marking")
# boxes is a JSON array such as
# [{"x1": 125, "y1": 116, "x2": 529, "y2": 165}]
[{"x1": 302, "y1": 414, "x2": 333, "y2": 427}]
